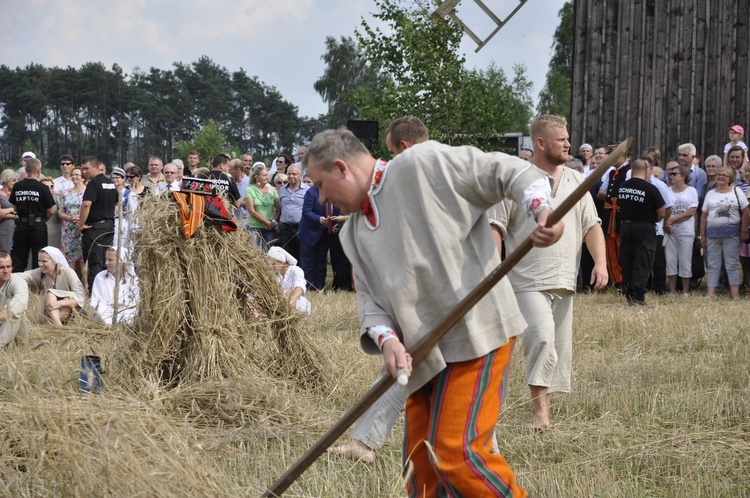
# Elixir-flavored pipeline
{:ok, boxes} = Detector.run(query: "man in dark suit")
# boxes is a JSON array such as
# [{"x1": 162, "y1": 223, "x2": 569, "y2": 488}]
[{"x1": 298, "y1": 186, "x2": 351, "y2": 291}]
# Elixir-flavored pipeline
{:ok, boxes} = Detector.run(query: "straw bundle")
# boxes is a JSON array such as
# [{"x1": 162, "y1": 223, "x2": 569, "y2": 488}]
[
  {"x1": 119, "y1": 193, "x2": 331, "y2": 398},
  {"x1": 0, "y1": 379, "x2": 233, "y2": 496}
]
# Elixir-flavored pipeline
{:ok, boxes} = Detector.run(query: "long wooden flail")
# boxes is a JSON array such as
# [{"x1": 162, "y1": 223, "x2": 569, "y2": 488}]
[{"x1": 263, "y1": 138, "x2": 633, "y2": 497}]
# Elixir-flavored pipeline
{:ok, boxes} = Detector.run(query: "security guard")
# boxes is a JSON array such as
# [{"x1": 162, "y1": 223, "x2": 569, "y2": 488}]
[{"x1": 9, "y1": 157, "x2": 55, "y2": 271}]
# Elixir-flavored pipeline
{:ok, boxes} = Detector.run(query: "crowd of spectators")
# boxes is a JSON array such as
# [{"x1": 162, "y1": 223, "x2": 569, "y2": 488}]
[
  {"x1": 565, "y1": 124, "x2": 750, "y2": 300},
  {"x1": 0, "y1": 145, "x2": 357, "y2": 346}
]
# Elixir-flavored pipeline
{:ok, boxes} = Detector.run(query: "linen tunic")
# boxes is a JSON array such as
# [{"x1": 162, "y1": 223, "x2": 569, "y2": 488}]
[
  {"x1": 90, "y1": 270, "x2": 140, "y2": 325},
  {"x1": 340, "y1": 140, "x2": 551, "y2": 396},
  {"x1": 0, "y1": 274, "x2": 30, "y2": 346},
  {"x1": 19, "y1": 267, "x2": 86, "y2": 320},
  {"x1": 489, "y1": 166, "x2": 600, "y2": 292}
]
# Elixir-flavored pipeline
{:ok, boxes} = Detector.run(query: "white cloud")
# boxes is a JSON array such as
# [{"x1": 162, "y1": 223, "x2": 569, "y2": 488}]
[{"x1": 0, "y1": 0, "x2": 566, "y2": 116}]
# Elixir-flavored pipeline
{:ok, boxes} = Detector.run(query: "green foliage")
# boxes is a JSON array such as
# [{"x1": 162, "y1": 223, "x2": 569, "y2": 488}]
[
  {"x1": 176, "y1": 121, "x2": 231, "y2": 166},
  {"x1": 349, "y1": 0, "x2": 534, "y2": 155},
  {"x1": 314, "y1": 36, "x2": 387, "y2": 128},
  {"x1": 0, "y1": 57, "x2": 312, "y2": 168},
  {"x1": 537, "y1": 1, "x2": 573, "y2": 120}
]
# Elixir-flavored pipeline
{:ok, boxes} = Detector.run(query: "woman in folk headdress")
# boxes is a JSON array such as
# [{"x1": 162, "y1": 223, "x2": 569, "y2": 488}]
[
  {"x1": 19, "y1": 246, "x2": 86, "y2": 325},
  {"x1": 268, "y1": 246, "x2": 311, "y2": 316}
]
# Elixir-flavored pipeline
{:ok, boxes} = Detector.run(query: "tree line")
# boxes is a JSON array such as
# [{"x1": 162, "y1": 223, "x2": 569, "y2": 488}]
[
  {"x1": 0, "y1": 0, "x2": 573, "y2": 168},
  {"x1": 0, "y1": 56, "x2": 321, "y2": 168}
]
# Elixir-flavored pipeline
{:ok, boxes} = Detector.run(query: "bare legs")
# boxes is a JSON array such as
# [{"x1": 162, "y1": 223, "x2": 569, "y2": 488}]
[
  {"x1": 530, "y1": 385, "x2": 552, "y2": 430},
  {"x1": 667, "y1": 275, "x2": 691, "y2": 295},
  {"x1": 45, "y1": 292, "x2": 74, "y2": 326}
]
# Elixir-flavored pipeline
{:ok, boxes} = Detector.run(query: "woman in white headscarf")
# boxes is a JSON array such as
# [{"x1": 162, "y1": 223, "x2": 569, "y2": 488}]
[
  {"x1": 19, "y1": 246, "x2": 86, "y2": 325},
  {"x1": 268, "y1": 246, "x2": 311, "y2": 315},
  {"x1": 89, "y1": 246, "x2": 139, "y2": 325}
]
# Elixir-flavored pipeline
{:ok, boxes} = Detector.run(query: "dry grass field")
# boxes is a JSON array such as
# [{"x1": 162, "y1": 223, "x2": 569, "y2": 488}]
[{"x1": 0, "y1": 286, "x2": 747, "y2": 497}]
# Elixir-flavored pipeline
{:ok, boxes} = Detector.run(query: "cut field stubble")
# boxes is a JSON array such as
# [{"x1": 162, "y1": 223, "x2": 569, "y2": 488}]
[{"x1": 0, "y1": 241, "x2": 747, "y2": 496}]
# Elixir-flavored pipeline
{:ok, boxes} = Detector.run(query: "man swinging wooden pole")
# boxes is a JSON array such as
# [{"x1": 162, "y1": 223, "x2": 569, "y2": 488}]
[{"x1": 263, "y1": 132, "x2": 632, "y2": 497}]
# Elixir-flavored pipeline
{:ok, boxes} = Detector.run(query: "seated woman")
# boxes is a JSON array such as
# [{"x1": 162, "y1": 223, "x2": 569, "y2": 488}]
[
  {"x1": 19, "y1": 246, "x2": 85, "y2": 326},
  {"x1": 267, "y1": 246, "x2": 311, "y2": 316},
  {"x1": 90, "y1": 247, "x2": 139, "y2": 325}
]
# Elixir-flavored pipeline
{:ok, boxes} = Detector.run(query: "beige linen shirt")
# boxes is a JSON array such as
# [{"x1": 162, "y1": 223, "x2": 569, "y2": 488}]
[
  {"x1": 489, "y1": 166, "x2": 600, "y2": 293},
  {"x1": 0, "y1": 274, "x2": 29, "y2": 346},
  {"x1": 340, "y1": 140, "x2": 552, "y2": 395},
  {"x1": 19, "y1": 267, "x2": 86, "y2": 320}
]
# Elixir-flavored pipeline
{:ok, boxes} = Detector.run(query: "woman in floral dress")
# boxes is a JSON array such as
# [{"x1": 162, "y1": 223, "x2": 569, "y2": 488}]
[{"x1": 58, "y1": 167, "x2": 87, "y2": 287}]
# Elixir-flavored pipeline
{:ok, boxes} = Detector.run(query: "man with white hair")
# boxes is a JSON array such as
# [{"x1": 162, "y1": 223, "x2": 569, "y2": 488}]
[
  {"x1": 276, "y1": 164, "x2": 309, "y2": 261},
  {"x1": 162, "y1": 163, "x2": 181, "y2": 192},
  {"x1": 171, "y1": 159, "x2": 185, "y2": 182},
  {"x1": 677, "y1": 143, "x2": 707, "y2": 196}
]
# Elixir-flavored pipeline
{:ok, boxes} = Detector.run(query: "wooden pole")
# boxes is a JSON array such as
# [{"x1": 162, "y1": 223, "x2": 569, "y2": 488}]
[
  {"x1": 112, "y1": 188, "x2": 125, "y2": 325},
  {"x1": 262, "y1": 138, "x2": 632, "y2": 497}
]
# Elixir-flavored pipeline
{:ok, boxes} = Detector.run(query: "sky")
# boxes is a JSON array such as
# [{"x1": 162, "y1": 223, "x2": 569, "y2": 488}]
[{"x1": 1, "y1": 0, "x2": 567, "y2": 118}]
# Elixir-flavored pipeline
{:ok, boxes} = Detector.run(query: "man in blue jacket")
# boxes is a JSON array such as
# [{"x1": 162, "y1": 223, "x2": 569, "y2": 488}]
[{"x1": 297, "y1": 186, "x2": 351, "y2": 291}]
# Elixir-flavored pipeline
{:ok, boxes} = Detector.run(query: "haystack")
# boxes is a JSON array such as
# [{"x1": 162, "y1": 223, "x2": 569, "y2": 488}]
[{"x1": 112, "y1": 193, "x2": 332, "y2": 416}]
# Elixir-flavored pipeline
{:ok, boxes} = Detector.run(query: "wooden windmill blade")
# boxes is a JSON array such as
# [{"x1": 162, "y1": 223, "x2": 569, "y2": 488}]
[{"x1": 432, "y1": 0, "x2": 529, "y2": 52}]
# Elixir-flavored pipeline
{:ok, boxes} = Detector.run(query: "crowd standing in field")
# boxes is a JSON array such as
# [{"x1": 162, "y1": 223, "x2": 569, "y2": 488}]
[{"x1": 2, "y1": 118, "x2": 749, "y2": 496}]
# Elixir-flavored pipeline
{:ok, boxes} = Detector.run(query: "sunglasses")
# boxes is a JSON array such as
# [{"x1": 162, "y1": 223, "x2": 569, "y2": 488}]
[
  {"x1": 668, "y1": 172, "x2": 680, "y2": 177},
  {"x1": 61, "y1": 162, "x2": 73, "y2": 166},
  {"x1": 126, "y1": 175, "x2": 137, "y2": 179},
  {"x1": 275, "y1": 181, "x2": 288, "y2": 185}
]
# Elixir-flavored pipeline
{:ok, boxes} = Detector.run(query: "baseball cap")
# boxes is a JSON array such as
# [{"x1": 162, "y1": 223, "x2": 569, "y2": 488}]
[
  {"x1": 730, "y1": 125, "x2": 744, "y2": 135},
  {"x1": 111, "y1": 167, "x2": 126, "y2": 178},
  {"x1": 579, "y1": 143, "x2": 593, "y2": 152},
  {"x1": 22, "y1": 151, "x2": 36, "y2": 159}
]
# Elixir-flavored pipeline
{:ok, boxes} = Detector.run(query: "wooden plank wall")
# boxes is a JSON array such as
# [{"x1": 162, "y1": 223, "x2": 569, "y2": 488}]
[{"x1": 571, "y1": 0, "x2": 750, "y2": 162}]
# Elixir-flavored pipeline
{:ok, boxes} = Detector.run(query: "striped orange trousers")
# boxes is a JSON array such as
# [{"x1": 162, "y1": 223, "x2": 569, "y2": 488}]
[{"x1": 404, "y1": 339, "x2": 526, "y2": 498}]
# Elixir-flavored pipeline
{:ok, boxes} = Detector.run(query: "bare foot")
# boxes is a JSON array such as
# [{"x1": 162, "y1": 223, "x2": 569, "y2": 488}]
[
  {"x1": 531, "y1": 413, "x2": 551, "y2": 431},
  {"x1": 328, "y1": 440, "x2": 376, "y2": 464},
  {"x1": 530, "y1": 385, "x2": 551, "y2": 431}
]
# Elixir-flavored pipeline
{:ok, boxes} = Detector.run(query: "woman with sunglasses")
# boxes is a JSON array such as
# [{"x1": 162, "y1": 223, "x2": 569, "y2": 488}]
[
  {"x1": 125, "y1": 166, "x2": 149, "y2": 197},
  {"x1": 58, "y1": 167, "x2": 88, "y2": 287},
  {"x1": 700, "y1": 164, "x2": 750, "y2": 299},
  {"x1": 270, "y1": 153, "x2": 293, "y2": 184},
  {"x1": 664, "y1": 165, "x2": 698, "y2": 295},
  {"x1": 274, "y1": 173, "x2": 289, "y2": 193},
  {"x1": 110, "y1": 167, "x2": 133, "y2": 251}
]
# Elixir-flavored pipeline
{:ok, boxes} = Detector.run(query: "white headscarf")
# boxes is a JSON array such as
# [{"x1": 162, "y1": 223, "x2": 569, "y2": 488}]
[
  {"x1": 267, "y1": 246, "x2": 297, "y2": 266},
  {"x1": 40, "y1": 246, "x2": 69, "y2": 268},
  {"x1": 252, "y1": 161, "x2": 266, "y2": 169}
]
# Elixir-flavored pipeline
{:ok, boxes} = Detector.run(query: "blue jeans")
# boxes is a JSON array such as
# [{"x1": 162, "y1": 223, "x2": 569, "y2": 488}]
[{"x1": 249, "y1": 227, "x2": 276, "y2": 250}]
